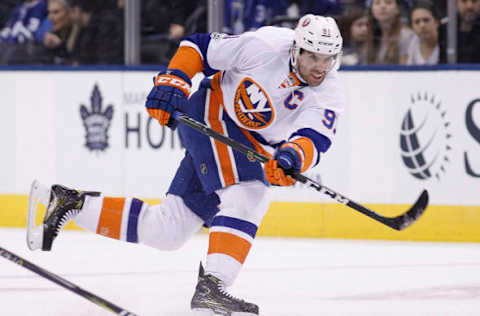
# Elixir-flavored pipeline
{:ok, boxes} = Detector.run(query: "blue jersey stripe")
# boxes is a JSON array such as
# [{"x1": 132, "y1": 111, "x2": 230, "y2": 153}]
[
  {"x1": 211, "y1": 215, "x2": 258, "y2": 239},
  {"x1": 126, "y1": 198, "x2": 143, "y2": 243},
  {"x1": 290, "y1": 128, "x2": 332, "y2": 166}
]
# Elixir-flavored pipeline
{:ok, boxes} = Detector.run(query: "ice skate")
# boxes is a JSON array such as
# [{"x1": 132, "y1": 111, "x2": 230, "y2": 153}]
[
  {"x1": 27, "y1": 180, "x2": 99, "y2": 251},
  {"x1": 191, "y1": 262, "x2": 259, "y2": 316}
]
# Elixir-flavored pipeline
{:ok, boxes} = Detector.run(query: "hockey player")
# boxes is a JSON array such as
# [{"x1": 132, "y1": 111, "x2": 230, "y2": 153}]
[{"x1": 27, "y1": 14, "x2": 345, "y2": 315}]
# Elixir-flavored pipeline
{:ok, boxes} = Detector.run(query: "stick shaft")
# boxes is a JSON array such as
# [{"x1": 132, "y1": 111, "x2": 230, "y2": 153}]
[
  {"x1": 173, "y1": 111, "x2": 428, "y2": 231},
  {"x1": 0, "y1": 247, "x2": 137, "y2": 316}
]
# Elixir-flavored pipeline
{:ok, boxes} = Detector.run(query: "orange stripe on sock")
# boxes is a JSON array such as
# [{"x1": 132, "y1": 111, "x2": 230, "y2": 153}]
[
  {"x1": 208, "y1": 232, "x2": 252, "y2": 264},
  {"x1": 96, "y1": 197, "x2": 125, "y2": 239},
  {"x1": 168, "y1": 46, "x2": 204, "y2": 79},
  {"x1": 209, "y1": 90, "x2": 236, "y2": 186}
]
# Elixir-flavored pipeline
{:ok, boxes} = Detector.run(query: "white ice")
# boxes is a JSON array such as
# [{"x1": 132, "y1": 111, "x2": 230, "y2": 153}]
[{"x1": 1, "y1": 228, "x2": 480, "y2": 316}]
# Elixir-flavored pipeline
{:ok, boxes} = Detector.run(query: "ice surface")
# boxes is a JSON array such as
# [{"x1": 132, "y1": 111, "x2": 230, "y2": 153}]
[{"x1": 1, "y1": 228, "x2": 480, "y2": 316}]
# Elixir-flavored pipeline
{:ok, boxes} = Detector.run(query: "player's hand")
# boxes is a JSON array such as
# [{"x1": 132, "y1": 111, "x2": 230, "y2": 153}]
[
  {"x1": 145, "y1": 69, "x2": 191, "y2": 128},
  {"x1": 265, "y1": 144, "x2": 302, "y2": 186},
  {"x1": 265, "y1": 159, "x2": 296, "y2": 186}
]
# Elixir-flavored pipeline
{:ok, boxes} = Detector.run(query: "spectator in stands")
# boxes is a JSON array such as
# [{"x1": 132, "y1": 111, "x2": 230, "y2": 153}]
[
  {"x1": 338, "y1": 8, "x2": 369, "y2": 65},
  {"x1": 40, "y1": 0, "x2": 78, "y2": 65},
  {"x1": 439, "y1": 0, "x2": 480, "y2": 63},
  {"x1": 366, "y1": 0, "x2": 414, "y2": 64},
  {"x1": 406, "y1": 0, "x2": 440, "y2": 65},
  {"x1": 69, "y1": 0, "x2": 124, "y2": 65},
  {"x1": 0, "y1": 0, "x2": 49, "y2": 64},
  {"x1": 0, "y1": 0, "x2": 47, "y2": 44}
]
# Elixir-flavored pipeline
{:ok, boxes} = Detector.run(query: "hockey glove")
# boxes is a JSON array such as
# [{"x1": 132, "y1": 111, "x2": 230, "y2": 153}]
[
  {"x1": 265, "y1": 144, "x2": 302, "y2": 186},
  {"x1": 145, "y1": 69, "x2": 191, "y2": 128}
]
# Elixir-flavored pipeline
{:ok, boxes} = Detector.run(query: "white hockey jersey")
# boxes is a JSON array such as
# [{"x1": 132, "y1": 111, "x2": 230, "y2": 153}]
[{"x1": 179, "y1": 26, "x2": 347, "y2": 167}]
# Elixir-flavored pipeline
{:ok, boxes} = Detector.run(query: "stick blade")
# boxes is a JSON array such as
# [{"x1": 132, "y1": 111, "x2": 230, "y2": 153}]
[{"x1": 390, "y1": 190, "x2": 429, "y2": 230}]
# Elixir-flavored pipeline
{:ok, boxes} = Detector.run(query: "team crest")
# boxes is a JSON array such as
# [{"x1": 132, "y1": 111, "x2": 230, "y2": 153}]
[
  {"x1": 80, "y1": 84, "x2": 114, "y2": 152},
  {"x1": 234, "y1": 77, "x2": 274, "y2": 130}
]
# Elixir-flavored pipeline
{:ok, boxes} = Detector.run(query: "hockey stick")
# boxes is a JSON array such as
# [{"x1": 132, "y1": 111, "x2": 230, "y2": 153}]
[
  {"x1": 0, "y1": 246, "x2": 137, "y2": 316},
  {"x1": 172, "y1": 111, "x2": 429, "y2": 231}
]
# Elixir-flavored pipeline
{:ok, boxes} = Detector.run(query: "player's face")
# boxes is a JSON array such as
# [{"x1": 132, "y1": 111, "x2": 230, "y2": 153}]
[
  {"x1": 411, "y1": 8, "x2": 439, "y2": 43},
  {"x1": 297, "y1": 51, "x2": 336, "y2": 86}
]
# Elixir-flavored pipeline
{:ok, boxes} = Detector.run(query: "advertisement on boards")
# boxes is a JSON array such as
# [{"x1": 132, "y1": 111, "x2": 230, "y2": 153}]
[{"x1": 0, "y1": 70, "x2": 479, "y2": 207}]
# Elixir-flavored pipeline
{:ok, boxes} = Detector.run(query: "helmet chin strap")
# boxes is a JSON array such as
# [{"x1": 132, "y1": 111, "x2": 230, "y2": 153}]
[{"x1": 290, "y1": 44, "x2": 307, "y2": 84}]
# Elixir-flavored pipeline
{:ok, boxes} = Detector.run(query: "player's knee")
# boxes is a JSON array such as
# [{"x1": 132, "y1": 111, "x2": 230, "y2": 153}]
[
  {"x1": 140, "y1": 227, "x2": 190, "y2": 251},
  {"x1": 243, "y1": 182, "x2": 269, "y2": 222},
  {"x1": 137, "y1": 196, "x2": 203, "y2": 251},
  {"x1": 217, "y1": 180, "x2": 270, "y2": 225}
]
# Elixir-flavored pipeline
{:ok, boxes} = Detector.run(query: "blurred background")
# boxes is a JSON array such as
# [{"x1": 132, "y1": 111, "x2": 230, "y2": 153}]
[
  {"x1": 1, "y1": 3, "x2": 480, "y2": 315},
  {"x1": 0, "y1": 0, "x2": 479, "y2": 66},
  {"x1": 0, "y1": 0, "x2": 479, "y2": 243}
]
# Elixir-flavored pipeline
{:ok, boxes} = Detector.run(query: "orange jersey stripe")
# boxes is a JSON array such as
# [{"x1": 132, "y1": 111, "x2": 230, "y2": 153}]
[
  {"x1": 291, "y1": 137, "x2": 316, "y2": 172},
  {"x1": 239, "y1": 129, "x2": 272, "y2": 161},
  {"x1": 209, "y1": 88, "x2": 236, "y2": 186},
  {"x1": 168, "y1": 46, "x2": 204, "y2": 79},
  {"x1": 210, "y1": 72, "x2": 222, "y2": 91},
  {"x1": 212, "y1": 72, "x2": 272, "y2": 167},
  {"x1": 96, "y1": 197, "x2": 125, "y2": 239},
  {"x1": 208, "y1": 231, "x2": 252, "y2": 264}
]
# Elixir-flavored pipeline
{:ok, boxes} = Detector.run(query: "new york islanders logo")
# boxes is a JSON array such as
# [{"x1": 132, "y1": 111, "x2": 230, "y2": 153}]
[{"x1": 234, "y1": 77, "x2": 274, "y2": 130}]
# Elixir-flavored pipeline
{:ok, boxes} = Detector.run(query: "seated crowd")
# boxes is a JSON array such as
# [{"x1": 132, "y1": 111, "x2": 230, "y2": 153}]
[
  {"x1": 0, "y1": 0, "x2": 123, "y2": 65},
  {"x1": 0, "y1": 0, "x2": 479, "y2": 66}
]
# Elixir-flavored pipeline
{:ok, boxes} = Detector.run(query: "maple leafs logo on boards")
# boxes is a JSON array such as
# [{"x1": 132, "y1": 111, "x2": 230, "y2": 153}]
[{"x1": 80, "y1": 84, "x2": 114, "y2": 152}]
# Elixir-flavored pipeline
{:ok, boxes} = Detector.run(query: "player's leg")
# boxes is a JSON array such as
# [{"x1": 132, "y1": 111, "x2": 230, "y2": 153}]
[
  {"x1": 191, "y1": 180, "x2": 269, "y2": 316},
  {"x1": 26, "y1": 78, "x2": 224, "y2": 253},
  {"x1": 26, "y1": 177, "x2": 205, "y2": 252},
  {"x1": 180, "y1": 78, "x2": 270, "y2": 315},
  {"x1": 74, "y1": 191, "x2": 205, "y2": 251}
]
